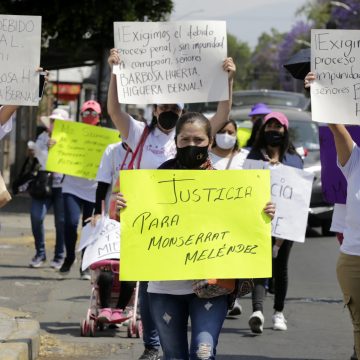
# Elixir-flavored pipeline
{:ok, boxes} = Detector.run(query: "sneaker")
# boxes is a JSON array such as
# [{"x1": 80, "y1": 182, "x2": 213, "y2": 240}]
[
  {"x1": 59, "y1": 259, "x2": 73, "y2": 274},
  {"x1": 228, "y1": 299, "x2": 242, "y2": 316},
  {"x1": 29, "y1": 255, "x2": 46, "y2": 268},
  {"x1": 50, "y1": 258, "x2": 64, "y2": 270},
  {"x1": 110, "y1": 309, "x2": 123, "y2": 322},
  {"x1": 272, "y1": 311, "x2": 287, "y2": 331},
  {"x1": 248, "y1": 311, "x2": 264, "y2": 334},
  {"x1": 98, "y1": 308, "x2": 112, "y2": 322},
  {"x1": 80, "y1": 268, "x2": 91, "y2": 280},
  {"x1": 138, "y1": 348, "x2": 160, "y2": 360}
]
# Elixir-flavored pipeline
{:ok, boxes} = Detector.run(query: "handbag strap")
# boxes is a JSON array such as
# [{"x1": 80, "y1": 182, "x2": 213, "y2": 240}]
[{"x1": 127, "y1": 126, "x2": 151, "y2": 170}]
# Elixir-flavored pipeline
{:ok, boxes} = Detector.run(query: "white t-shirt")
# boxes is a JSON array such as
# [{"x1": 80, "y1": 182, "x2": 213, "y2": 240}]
[
  {"x1": 330, "y1": 203, "x2": 346, "y2": 233},
  {"x1": 35, "y1": 131, "x2": 63, "y2": 188},
  {"x1": 124, "y1": 116, "x2": 192, "y2": 294},
  {"x1": 338, "y1": 144, "x2": 360, "y2": 256},
  {"x1": 0, "y1": 115, "x2": 13, "y2": 140},
  {"x1": 124, "y1": 116, "x2": 177, "y2": 169},
  {"x1": 62, "y1": 175, "x2": 97, "y2": 203},
  {"x1": 96, "y1": 141, "x2": 130, "y2": 212},
  {"x1": 210, "y1": 149, "x2": 249, "y2": 170}
]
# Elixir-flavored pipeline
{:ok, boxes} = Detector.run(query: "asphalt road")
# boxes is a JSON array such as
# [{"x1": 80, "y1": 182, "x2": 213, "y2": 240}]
[{"x1": 0, "y1": 214, "x2": 354, "y2": 359}]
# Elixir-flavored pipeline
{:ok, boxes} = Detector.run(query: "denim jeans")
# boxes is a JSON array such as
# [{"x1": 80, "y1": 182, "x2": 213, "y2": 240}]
[
  {"x1": 149, "y1": 292, "x2": 228, "y2": 360},
  {"x1": 63, "y1": 193, "x2": 94, "y2": 264},
  {"x1": 139, "y1": 282, "x2": 160, "y2": 349},
  {"x1": 30, "y1": 187, "x2": 64, "y2": 260}
]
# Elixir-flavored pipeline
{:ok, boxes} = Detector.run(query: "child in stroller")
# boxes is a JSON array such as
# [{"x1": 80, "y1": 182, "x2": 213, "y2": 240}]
[{"x1": 80, "y1": 258, "x2": 141, "y2": 337}]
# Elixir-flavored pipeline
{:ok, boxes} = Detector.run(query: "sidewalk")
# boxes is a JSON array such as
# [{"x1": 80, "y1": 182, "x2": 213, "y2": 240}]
[{"x1": 0, "y1": 194, "x2": 51, "y2": 360}]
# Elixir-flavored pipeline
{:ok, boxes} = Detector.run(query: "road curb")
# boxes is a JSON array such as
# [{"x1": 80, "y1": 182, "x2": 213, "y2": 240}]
[{"x1": 0, "y1": 307, "x2": 40, "y2": 360}]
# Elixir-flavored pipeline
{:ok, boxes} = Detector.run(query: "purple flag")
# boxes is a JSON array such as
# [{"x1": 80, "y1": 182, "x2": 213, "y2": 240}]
[{"x1": 319, "y1": 126, "x2": 360, "y2": 204}]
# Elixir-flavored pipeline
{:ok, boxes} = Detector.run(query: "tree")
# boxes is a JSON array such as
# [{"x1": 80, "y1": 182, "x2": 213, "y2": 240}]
[
  {"x1": 251, "y1": 29, "x2": 284, "y2": 89},
  {"x1": 0, "y1": 0, "x2": 174, "y2": 69},
  {"x1": 227, "y1": 33, "x2": 252, "y2": 90}
]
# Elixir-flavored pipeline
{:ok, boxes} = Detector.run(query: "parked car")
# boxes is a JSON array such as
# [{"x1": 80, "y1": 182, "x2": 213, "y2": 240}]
[{"x1": 230, "y1": 105, "x2": 333, "y2": 236}]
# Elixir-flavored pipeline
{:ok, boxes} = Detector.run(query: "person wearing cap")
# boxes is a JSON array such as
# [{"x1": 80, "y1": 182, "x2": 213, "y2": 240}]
[
  {"x1": 246, "y1": 103, "x2": 272, "y2": 148},
  {"x1": 246, "y1": 111, "x2": 303, "y2": 334},
  {"x1": 28, "y1": 108, "x2": 71, "y2": 269},
  {"x1": 107, "y1": 48, "x2": 236, "y2": 360},
  {"x1": 59, "y1": 100, "x2": 102, "y2": 280}
]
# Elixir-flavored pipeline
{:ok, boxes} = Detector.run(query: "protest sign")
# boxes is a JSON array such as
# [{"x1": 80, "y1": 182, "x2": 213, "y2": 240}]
[
  {"x1": 80, "y1": 218, "x2": 120, "y2": 271},
  {"x1": 0, "y1": 15, "x2": 41, "y2": 106},
  {"x1": 113, "y1": 21, "x2": 228, "y2": 104},
  {"x1": 311, "y1": 29, "x2": 360, "y2": 124},
  {"x1": 244, "y1": 160, "x2": 313, "y2": 242},
  {"x1": 120, "y1": 169, "x2": 272, "y2": 281},
  {"x1": 46, "y1": 120, "x2": 119, "y2": 179},
  {"x1": 319, "y1": 125, "x2": 360, "y2": 204}
]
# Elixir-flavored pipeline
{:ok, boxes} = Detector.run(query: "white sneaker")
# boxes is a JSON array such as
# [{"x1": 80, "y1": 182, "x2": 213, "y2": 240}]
[
  {"x1": 228, "y1": 299, "x2": 242, "y2": 316},
  {"x1": 272, "y1": 311, "x2": 287, "y2": 331},
  {"x1": 248, "y1": 311, "x2": 264, "y2": 334}
]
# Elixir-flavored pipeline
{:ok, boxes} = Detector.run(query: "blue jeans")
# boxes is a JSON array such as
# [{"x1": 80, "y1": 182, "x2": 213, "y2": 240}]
[
  {"x1": 139, "y1": 282, "x2": 160, "y2": 349},
  {"x1": 30, "y1": 187, "x2": 64, "y2": 260},
  {"x1": 63, "y1": 193, "x2": 94, "y2": 264},
  {"x1": 149, "y1": 292, "x2": 228, "y2": 360}
]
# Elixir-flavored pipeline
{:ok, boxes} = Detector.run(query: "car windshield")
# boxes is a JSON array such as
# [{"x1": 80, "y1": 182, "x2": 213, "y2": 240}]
[
  {"x1": 232, "y1": 91, "x2": 309, "y2": 109},
  {"x1": 288, "y1": 120, "x2": 319, "y2": 150}
]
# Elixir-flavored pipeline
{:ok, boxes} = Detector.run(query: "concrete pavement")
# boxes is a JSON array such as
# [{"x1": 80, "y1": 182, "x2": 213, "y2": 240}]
[{"x1": 0, "y1": 194, "x2": 49, "y2": 360}]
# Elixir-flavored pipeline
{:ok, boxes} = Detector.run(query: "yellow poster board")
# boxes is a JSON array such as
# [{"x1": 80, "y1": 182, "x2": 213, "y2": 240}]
[
  {"x1": 120, "y1": 169, "x2": 272, "y2": 281},
  {"x1": 237, "y1": 127, "x2": 252, "y2": 148},
  {"x1": 46, "y1": 120, "x2": 120, "y2": 179}
]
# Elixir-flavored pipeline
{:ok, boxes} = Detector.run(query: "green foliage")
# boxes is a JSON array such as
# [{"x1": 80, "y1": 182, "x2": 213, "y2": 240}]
[
  {"x1": 297, "y1": 0, "x2": 331, "y2": 28},
  {"x1": 0, "y1": 0, "x2": 173, "y2": 68},
  {"x1": 251, "y1": 29, "x2": 285, "y2": 89},
  {"x1": 227, "y1": 33, "x2": 252, "y2": 90}
]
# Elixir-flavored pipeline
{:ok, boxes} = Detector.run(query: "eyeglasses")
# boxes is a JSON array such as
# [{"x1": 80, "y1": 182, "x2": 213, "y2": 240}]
[{"x1": 81, "y1": 110, "x2": 98, "y2": 117}]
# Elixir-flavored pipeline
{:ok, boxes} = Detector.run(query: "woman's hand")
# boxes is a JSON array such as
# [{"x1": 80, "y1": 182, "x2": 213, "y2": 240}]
[
  {"x1": 47, "y1": 138, "x2": 57, "y2": 148},
  {"x1": 108, "y1": 48, "x2": 121, "y2": 69},
  {"x1": 263, "y1": 201, "x2": 275, "y2": 220},
  {"x1": 223, "y1": 57, "x2": 236, "y2": 80},
  {"x1": 304, "y1": 72, "x2": 316, "y2": 89},
  {"x1": 116, "y1": 192, "x2": 127, "y2": 210}
]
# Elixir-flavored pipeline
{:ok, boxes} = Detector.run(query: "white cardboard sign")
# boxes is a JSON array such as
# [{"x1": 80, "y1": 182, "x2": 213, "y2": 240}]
[
  {"x1": 113, "y1": 21, "x2": 228, "y2": 104},
  {"x1": 311, "y1": 29, "x2": 360, "y2": 124},
  {"x1": 78, "y1": 217, "x2": 120, "y2": 271},
  {"x1": 244, "y1": 160, "x2": 314, "y2": 242},
  {"x1": 0, "y1": 15, "x2": 42, "y2": 106}
]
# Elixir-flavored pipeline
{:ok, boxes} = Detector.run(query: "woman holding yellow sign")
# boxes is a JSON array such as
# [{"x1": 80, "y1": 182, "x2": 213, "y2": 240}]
[
  {"x1": 114, "y1": 112, "x2": 275, "y2": 360},
  {"x1": 107, "y1": 48, "x2": 236, "y2": 360}
]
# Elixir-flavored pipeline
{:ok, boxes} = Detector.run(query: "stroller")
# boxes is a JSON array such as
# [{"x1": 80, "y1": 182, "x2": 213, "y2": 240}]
[{"x1": 80, "y1": 259, "x2": 142, "y2": 338}]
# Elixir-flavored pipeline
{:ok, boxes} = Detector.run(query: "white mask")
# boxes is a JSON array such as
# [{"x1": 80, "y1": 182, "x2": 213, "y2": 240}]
[{"x1": 215, "y1": 133, "x2": 237, "y2": 150}]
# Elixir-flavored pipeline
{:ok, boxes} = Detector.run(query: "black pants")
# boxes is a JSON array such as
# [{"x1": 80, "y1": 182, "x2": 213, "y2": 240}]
[
  {"x1": 98, "y1": 271, "x2": 135, "y2": 309},
  {"x1": 252, "y1": 238, "x2": 293, "y2": 312}
]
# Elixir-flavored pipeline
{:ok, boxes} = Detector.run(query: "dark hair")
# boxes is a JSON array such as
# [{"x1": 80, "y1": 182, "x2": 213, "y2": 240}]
[
  {"x1": 175, "y1": 112, "x2": 211, "y2": 143},
  {"x1": 252, "y1": 119, "x2": 298, "y2": 161},
  {"x1": 246, "y1": 117, "x2": 263, "y2": 147},
  {"x1": 212, "y1": 119, "x2": 239, "y2": 151}
]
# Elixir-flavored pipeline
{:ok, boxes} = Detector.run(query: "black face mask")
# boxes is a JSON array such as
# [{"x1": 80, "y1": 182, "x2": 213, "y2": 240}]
[
  {"x1": 157, "y1": 111, "x2": 179, "y2": 130},
  {"x1": 176, "y1": 145, "x2": 209, "y2": 169},
  {"x1": 264, "y1": 131, "x2": 284, "y2": 147}
]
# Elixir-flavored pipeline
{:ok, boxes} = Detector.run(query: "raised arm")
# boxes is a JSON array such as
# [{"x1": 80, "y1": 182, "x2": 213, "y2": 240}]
[
  {"x1": 328, "y1": 124, "x2": 354, "y2": 166},
  {"x1": 304, "y1": 72, "x2": 354, "y2": 166},
  {"x1": 107, "y1": 48, "x2": 131, "y2": 138},
  {"x1": 0, "y1": 105, "x2": 18, "y2": 126},
  {"x1": 209, "y1": 57, "x2": 236, "y2": 136}
]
